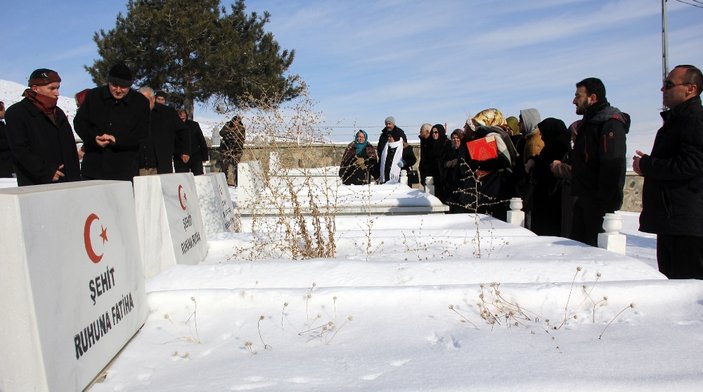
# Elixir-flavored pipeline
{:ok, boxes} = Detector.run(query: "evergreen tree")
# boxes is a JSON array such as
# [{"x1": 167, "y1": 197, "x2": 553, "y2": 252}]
[{"x1": 85, "y1": 0, "x2": 301, "y2": 115}]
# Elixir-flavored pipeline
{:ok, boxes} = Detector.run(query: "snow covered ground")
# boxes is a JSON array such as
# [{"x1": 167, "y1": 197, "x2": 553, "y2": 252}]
[{"x1": 72, "y1": 191, "x2": 701, "y2": 392}]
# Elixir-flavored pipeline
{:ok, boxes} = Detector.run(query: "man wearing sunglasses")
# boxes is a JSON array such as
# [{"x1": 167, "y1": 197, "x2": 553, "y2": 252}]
[
  {"x1": 634, "y1": 64, "x2": 703, "y2": 279},
  {"x1": 569, "y1": 77, "x2": 630, "y2": 246}
]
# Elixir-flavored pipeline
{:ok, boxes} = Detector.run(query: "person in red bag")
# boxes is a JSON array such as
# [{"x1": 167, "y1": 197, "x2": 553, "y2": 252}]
[{"x1": 457, "y1": 109, "x2": 518, "y2": 220}]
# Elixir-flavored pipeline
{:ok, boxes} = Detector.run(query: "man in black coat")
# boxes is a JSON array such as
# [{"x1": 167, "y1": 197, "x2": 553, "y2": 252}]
[
  {"x1": 376, "y1": 116, "x2": 407, "y2": 158},
  {"x1": 175, "y1": 109, "x2": 209, "y2": 175},
  {"x1": 137, "y1": 87, "x2": 189, "y2": 175},
  {"x1": 0, "y1": 100, "x2": 13, "y2": 178},
  {"x1": 568, "y1": 77, "x2": 629, "y2": 246},
  {"x1": 4, "y1": 69, "x2": 80, "y2": 186},
  {"x1": 74, "y1": 62, "x2": 149, "y2": 181},
  {"x1": 417, "y1": 123, "x2": 432, "y2": 186},
  {"x1": 634, "y1": 64, "x2": 703, "y2": 279}
]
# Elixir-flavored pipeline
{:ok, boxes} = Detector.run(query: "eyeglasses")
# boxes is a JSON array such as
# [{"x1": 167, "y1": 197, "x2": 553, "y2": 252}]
[
  {"x1": 432, "y1": 131, "x2": 439, "y2": 134},
  {"x1": 663, "y1": 80, "x2": 692, "y2": 90}
]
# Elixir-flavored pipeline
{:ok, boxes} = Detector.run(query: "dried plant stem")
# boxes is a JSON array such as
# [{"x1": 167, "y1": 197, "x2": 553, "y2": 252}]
[
  {"x1": 598, "y1": 304, "x2": 635, "y2": 340},
  {"x1": 280, "y1": 302, "x2": 288, "y2": 329},
  {"x1": 556, "y1": 267, "x2": 582, "y2": 330},
  {"x1": 184, "y1": 296, "x2": 201, "y2": 343},
  {"x1": 448, "y1": 305, "x2": 478, "y2": 329},
  {"x1": 257, "y1": 316, "x2": 271, "y2": 349},
  {"x1": 326, "y1": 316, "x2": 353, "y2": 344}
]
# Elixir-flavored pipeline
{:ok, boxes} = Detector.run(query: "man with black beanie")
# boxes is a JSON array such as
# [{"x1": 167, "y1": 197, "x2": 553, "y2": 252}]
[{"x1": 74, "y1": 62, "x2": 150, "y2": 181}]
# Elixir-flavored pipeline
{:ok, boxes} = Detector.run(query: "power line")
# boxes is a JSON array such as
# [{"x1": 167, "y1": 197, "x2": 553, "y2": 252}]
[{"x1": 674, "y1": 0, "x2": 703, "y2": 8}]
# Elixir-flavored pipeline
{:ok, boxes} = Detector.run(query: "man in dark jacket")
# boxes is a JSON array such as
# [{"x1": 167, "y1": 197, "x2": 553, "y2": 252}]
[
  {"x1": 376, "y1": 116, "x2": 407, "y2": 157},
  {"x1": 175, "y1": 108, "x2": 209, "y2": 175},
  {"x1": 0, "y1": 101, "x2": 13, "y2": 177},
  {"x1": 74, "y1": 62, "x2": 149, "y2": 181},
  {"x1": 4, "y1": 69, "x2": 80, "y2": 186},
  {"x1": 418, "y1": 123, "x2": 432, "y2": 186},
  {"x1": 219, "y1": 115, "x2": 246, "y2": 186},
  {"x1": 568, "y1": 77, "x2": 629, "y2": 246},
  {"x1": 378, "y1": 128, "x2": 416, "y2": 184},
  {"x1": 137, "y1": 86, "x2": 189, "y2": 175},
  {"x1": 634, "y1": 64, "x2": 703, "y2": 279}
]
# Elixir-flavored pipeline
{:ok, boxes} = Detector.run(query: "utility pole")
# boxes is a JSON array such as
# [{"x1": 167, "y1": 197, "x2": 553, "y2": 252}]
[{"x1": 662, "y1": 0, "x2": 669, "y2": 82}]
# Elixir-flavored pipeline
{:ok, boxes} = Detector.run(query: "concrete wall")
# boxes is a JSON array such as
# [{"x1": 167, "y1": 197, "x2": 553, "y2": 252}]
[{"x1": 206, "y1": 143, "x2": 644, "y2": 212}]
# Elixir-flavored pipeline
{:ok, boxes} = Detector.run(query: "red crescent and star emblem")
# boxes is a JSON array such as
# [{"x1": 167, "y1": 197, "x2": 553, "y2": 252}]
[
  {"x1": 83, "y1": 213, "x2": 107, "y2": 263},
  {"x1": 178, "y1": 184, "x2": 188, "y2": 211}
]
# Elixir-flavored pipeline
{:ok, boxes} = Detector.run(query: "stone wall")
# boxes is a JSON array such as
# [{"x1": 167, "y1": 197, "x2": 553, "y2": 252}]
[{"x1": 207, "y1": 143, "x2": 643, "y2": 212}]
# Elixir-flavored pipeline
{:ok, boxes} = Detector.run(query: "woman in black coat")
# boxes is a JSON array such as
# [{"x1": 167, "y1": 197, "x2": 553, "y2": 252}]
[
  {"x1": 427, "y1": 124, "x2": 452, "y2": 203},
  {"x1": 528, "y1": 118, "x2": 572, "y2": 236},
  {"x1": 441, "y1": 129, "x2": 465, "y2": 212}
]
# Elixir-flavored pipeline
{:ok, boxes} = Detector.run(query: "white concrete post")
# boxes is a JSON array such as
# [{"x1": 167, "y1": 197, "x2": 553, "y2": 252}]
[
  {"x1": 424, "y1": 176, "x2": 435, "y2": 195},
  {"x1": 269, "y1": 151, "x2": 281, "y2": 173},
  {"x1": 598, "y1": 213, "x2": 626, "y2": 254},
  {"x1": 506, "y1": 197, "x2": 525, "y2": 227},
  {"x1": 400, "y1": 170, "x2": 408, "y2": 186}
]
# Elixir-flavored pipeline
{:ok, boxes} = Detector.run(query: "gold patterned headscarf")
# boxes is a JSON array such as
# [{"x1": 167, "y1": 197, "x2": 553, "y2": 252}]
[{"x1": 471, "y1": 108, "x2": 507, "y2": 128}]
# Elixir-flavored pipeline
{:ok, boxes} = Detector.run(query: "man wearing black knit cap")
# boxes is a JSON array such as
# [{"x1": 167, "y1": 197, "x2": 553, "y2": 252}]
[
  {"x1": 74, "y1": 62, "x2": 150, "y2": 181},
  {"x1": 4, "y1": 68, "x2": 81, "y2": 185}
]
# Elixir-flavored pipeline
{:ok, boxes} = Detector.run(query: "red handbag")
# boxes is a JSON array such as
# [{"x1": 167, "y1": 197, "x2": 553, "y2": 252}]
[{"x1": 466, "y1": 135, "x2": 498, "y2": 161}]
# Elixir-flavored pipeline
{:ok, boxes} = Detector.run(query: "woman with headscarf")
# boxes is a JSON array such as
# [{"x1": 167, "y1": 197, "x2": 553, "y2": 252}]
[
  {"x1": 426, "y1": 124, "x2": 452, "y2": 202},
  {"x1": 442, "y1": 128, "x2": 465, "y2": 212},
  {"x1": 457, "y1": 108, "x2": 518, "y2": 220},
  {"x1": 338, "y1": 129, "x2": 379, "y2": 185},
  {"x1": 528, "y1": 118, "x2": 572, "y2": 236}
]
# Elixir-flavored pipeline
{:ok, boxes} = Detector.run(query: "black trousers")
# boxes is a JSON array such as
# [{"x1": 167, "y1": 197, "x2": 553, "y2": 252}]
[
  {"x1": 657, "y1": 234, "x2": 703, "y2": 279},
  {"x1": 174, "y1": 155, "x2": 204, "y2": 176},
  {"x1": 569, "y1": 197, "x2": 605, "y2": 247}
]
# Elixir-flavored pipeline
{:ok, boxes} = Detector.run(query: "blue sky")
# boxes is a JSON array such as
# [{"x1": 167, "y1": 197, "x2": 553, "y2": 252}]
[{"x1": 1, "y1": 0, "x2": 702, "y2": 151}]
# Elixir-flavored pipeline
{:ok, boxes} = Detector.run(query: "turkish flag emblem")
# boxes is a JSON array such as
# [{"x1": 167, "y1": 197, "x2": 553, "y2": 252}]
[
  {"x1": 178, "y1": 184, "x2": 188, "y2": 211},
  {"x1": 84, "y1": 213, "x2": 107, "y2": 263}
]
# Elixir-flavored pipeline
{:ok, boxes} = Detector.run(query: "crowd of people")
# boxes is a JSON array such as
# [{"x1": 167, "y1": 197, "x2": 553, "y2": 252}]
[
  {"x1": 337, "y1": 67, "x2": 703, "y2": 280},
  {"x1": 1, "y1": 62, "x2": 702, "y2": 279},
  {"x1": 0, "y1": 62, "x2": 221, "y2": 188},
  {"x1": 338, "y1": 76, "x2": 629, "y2": 245}
]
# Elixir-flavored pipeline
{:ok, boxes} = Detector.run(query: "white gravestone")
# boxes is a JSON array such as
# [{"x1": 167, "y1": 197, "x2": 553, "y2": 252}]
[
  {"x1": 0, "y1": 180, "x2": 147, "y2": 392},
  {"x1": 134, "y1": 173, "x2": 208, "y2": 278},
  {"x1": 194, "y1": 173, "x2": 237, "y2": 237},
  {"x1": 598, "y1": 213, "x2": 627, "y2": 255},
  {"x1": 506, "y1": 197, "x2": 525, "y2": 227}
]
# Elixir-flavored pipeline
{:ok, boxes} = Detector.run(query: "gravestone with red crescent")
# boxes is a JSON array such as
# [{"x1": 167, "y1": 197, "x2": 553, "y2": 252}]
[{"x1": 0, "y1": 180, "x2": 147, "y2": 391}]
